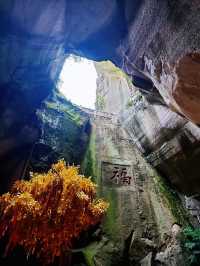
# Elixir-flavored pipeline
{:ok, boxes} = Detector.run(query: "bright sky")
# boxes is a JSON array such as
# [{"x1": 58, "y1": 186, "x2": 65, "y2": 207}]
[{"x1": 59, "y1": 56, "x2": 97, "y2": 109}]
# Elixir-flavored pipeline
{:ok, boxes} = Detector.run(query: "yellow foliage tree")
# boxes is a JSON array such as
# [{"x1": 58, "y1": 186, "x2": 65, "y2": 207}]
[{"x1": 0, "y1": 160, "x2": 109, "y2": 265}]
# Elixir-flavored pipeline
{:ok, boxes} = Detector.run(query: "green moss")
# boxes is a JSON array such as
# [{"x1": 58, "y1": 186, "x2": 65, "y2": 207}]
[
  {"x1": 126, "y1": 98, "x2": 134, "y2": 108},
  {"x1": 124, "y1": 74, "x2": 133, "y2": 88},
  {"x1": 45, "y1": 101, "x2": 57, "y2": 110},
  {"x1": 45, "y1": 101, "x2": 82, "y2": 126},
  {"x1": 83, "y1": 148, "x2": 94, "y2": 177},
  {"x1": 96, "y1": 95, "x2": 105, "y2": 111},
  {"x1": 95, "y1": 61, "x2": 133, "y2": 89},
  {"x1": 83, "y1": 133, "x2": 118, "y2": 237},
  {"x1": 153, "y1": 173, "x2": 190, "y2": 226},
  {"x1": 181, "y1": 226, "x2": 200, "y2": 265},
  {"x1": 82, "y1": 127, "x2": 118, "y2": 239},
  {"x1": 82, "y1": 243, "x2": 99, "y2": 266},
  {"x1": 81, "y1": 130, "x2": 98, "y2": 182},
  {"x1": 103, "y1": 189, "x2": 118, "y2": 238},
  {"x1": 36, "y1": 93, "x2": 90, "y2": 166}
]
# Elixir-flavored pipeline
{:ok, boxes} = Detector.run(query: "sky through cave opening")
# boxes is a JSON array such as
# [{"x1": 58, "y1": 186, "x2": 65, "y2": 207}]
[{"x1": 58, "y1": 55, "x2": 97, "y2": 109}]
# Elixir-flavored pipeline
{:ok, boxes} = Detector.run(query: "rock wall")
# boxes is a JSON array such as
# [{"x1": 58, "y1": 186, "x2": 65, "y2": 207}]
[
  {"x1": 95, "y1": 61, "x2": 200, "y2": 225},
  {"x1": 118, "y1": 1, "x2": 200, "y2": 123},
  {"x1": 120, "y1": 88, "x2": 200, "y2": 196},
  {"x1": 0, "y1": 88, "x2": 91, "y2": 193},
  {"x1": 94, "y1": 61, "x2": 131, "y2": 114},
  {"x1": 81, "y1": 108, "x2": 188, "y2": 266},
  {"x1": 0, "y1": 87, "x2": 41, "y2": 193},
  {"x1": 29, "y1": 91, "x2": 91, "y2": 173}
]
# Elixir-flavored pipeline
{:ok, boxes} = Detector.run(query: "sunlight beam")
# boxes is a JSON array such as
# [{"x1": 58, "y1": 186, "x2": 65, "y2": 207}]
[{"x1": 59, "y1": 56, "x2": 97, "y2": 109}]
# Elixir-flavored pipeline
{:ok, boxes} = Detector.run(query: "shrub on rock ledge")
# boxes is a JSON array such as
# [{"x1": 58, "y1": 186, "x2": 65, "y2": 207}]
[{"x1": 0, "y1": 160, "x2": 109, "y2": 265}]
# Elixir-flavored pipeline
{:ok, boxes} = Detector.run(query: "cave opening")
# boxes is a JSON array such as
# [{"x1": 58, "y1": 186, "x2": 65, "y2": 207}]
[{"x1": 58, "y1": 55, "x2": 97, "y2": 110}]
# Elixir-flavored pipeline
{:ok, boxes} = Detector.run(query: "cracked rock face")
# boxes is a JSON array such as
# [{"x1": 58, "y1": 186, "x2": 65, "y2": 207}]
[
  {"x1": 29, "y1": 91, "x2": 91, "y2": 173},
  {"x1": 172, "y1": 53, "x2": 200, "y2": 124},
  {"x1": 117, "y1": 1, "x2": 200, "y2": 122},
  {"x1": 144, "y1": 52, "x2": 200, "y2": 124}
]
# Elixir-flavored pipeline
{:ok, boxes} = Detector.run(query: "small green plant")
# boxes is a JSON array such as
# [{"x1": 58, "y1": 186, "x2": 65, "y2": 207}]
[
  {"x1": 153, "y1": 173, "x2": 189, "y2": 226},
  {"x1": 126, "y1": 98, "x2": 134, "y2": 108},
  {"x1": 45, "y1": 101, "x2": 82, "y2": 125},
  {"x1": 96, "y1": 95, "x2": 105, "y2": 111},
  {"x1": 182, "y1": 226, "x2": 200, "y2": 265}
]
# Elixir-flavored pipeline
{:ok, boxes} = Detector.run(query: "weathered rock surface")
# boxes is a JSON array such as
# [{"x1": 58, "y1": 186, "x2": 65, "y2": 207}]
[
  {"x1": 0, "y1": 86, "x2": 41, "y2": 193},
  {"x1": 120, "y1": 86, "x2": 200, "y2": 196},
  {"x1": 95, "y1": 60, "x2": 200, "y2": 224},
  {"x1": 0, "y1": 86, "x2": 90, "y2": 192},
  {"x1": 81, "y1": 106, "x2": 188, "y2": 265},
  {"x1": 82, "y1": 62, "x2": 195, "y2": 266},
  {"x1": 171, "y1": 53, "x2": 200, "y2": 124},
  {"x1": 140, "y1": 252, "x2": 152, "y2": 266},
  {"x1": 119, "y1": 1, "x2": 200, "y2": 123},
  {"x1": 29, "y1": 91, "x2": 90, "y2": 172},
  {"x1": 95, "y1": 61, "x2": 131, "y2": 114}
]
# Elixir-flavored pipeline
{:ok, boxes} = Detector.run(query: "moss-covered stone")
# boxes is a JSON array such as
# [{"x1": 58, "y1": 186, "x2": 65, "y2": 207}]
[
  {"x1": 45, "y1": 99, "x2": 82, "y2": 126},
  {"x1": 81, "y1": 129, "x2": 97, "y2": 180},
  {"x1": 153, "y1": 173, "x2": 190, "y2": 226},
  {"x1": 82, "y1": 242, "x2": 99, "y2": 266},
  {"x1": 102, "y1": 188, "x2": 119, "y2": 238},
  {"x1": 29, "y1": 91, "x2": 90, "y2": 172},
  {"x1": 95, "y1": 95, "x2": 106, "y2": 111}
]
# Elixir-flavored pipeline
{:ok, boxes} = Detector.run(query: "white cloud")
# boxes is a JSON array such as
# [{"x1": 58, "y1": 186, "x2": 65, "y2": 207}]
[{"x1": 59, "y1": 56, "x2": 97, "y2": 109}]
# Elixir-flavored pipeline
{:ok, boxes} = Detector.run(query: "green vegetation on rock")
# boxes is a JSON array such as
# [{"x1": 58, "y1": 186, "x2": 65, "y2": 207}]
[
  {"x1": 103, "y1": 188, "x2": 119, "y2": 238},
  {"x1": 126, "y1": 98, "x2": 134, "y2": 108},
  {"x1": 45, "y1": 100, "x2": 82, "y2": 126},
  {"x1": 82, "y1": 242, "x2": 99, "y2": 266},
  {"x1": 82, "y1": 132, "x2": 119, "y2": 239},
  {"x1": 95, "y1": 95, "x2": 105, "y2": 111},
  {"x1": 153, "y1": 173, "x2": 190, "y2": 226},
  {"x1": 81, "y1": 130, "x2": 97, "y2": 181},
  {"x1": 95, "y1": 60, "x2": 133, "y2": 87},
  {"x1": 181, "y1": 226, "x2": 200, "y2": 265},
  {"x1": 33, "y1": 90, "x2": 90, "y2": 170}
]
